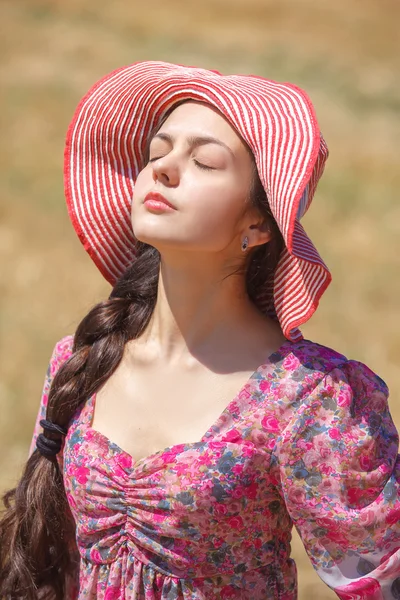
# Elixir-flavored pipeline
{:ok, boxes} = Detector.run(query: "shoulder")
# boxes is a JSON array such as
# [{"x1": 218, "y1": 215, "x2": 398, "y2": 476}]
[
  {"x1": 275, "y1": 341, "x2": 396, "y2": 467},
  {"x1": 48, "y1": 334, "x2": 75, "y2": 377},
  {"x1": 285, "y1": 338, "x2": 387, "y2": 384},
  {"x1": 275, "y1": 338, "x2": 389, "y2": 409},
  {"x1": 53, "y1": 334, "x2": 75, "y2": 356},
  {"x1": 272, "y1": 338, "x2": 347, "y2": 397},
  {"x1": 282, "y1": 338, "x2": 347, "y2": 375}
]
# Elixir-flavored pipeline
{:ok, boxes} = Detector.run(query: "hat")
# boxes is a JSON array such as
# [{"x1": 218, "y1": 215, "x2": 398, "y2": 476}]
[{"x1": 64, "y1": 61, "x2": 331, "y2": 341}]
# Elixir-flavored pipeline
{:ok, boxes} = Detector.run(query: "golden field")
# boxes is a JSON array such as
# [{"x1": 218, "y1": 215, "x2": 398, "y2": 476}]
[{"x1": 0, "y1": 1, "x2": 399, "y2": 597}]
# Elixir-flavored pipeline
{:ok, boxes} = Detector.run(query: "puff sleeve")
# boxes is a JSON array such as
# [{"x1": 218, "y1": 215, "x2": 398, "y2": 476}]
[
  {"x1": 29, "y1": 335, "x2": 75, "y2": 460},
  {"x1": 275, "y1": 360, "x2": 400, "y2": 599}
]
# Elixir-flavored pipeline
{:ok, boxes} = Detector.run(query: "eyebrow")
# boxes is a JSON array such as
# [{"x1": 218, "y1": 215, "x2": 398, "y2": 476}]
[{"x1": 151, "y1": 132, "x2": 235, "y2": 159}]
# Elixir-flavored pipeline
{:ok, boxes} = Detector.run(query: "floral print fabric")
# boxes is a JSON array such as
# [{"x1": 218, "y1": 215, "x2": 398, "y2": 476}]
[{"x1": 30, "y1": 335, "x2": 400, "y2": 599}]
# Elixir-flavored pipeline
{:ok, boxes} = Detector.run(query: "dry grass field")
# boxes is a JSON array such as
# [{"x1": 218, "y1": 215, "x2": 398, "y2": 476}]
[{"x1": 0, "y1": 0, "x2": 399, "y2": 597}]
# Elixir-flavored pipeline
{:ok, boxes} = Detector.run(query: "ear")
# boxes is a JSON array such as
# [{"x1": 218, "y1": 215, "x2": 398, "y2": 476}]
[{"x1": 246, "y1": 219, "x2": 272, "y2": 248}]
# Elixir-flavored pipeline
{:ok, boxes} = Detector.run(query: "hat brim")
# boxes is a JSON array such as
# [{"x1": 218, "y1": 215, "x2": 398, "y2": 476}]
[{"x1": 64, "y1": 61, "x2": 330, "y2": 341}]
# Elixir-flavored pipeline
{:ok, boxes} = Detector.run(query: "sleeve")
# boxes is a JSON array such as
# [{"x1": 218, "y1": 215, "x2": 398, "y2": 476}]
[
  {"x1": 275, "y1": 360, "x2": 400, "y2": 600},
  {"x1": 29, "y1": 335, "x2": 75, "y2": 460}
]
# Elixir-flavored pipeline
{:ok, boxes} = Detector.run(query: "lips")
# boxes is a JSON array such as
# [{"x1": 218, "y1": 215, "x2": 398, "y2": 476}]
[{"x1": 144, "y1": 192, "x2": 176, "y2": 209}]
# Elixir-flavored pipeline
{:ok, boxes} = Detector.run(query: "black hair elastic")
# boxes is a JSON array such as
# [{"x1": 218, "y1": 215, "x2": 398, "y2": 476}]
[{"x1": 36, "y1": 419, "x2": 68, "y2": 458}]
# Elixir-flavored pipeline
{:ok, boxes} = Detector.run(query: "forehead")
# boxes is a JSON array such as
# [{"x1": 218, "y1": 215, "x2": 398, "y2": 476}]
[{"x1": 157, "y1": 101, "x2": 249, "y2": 152}]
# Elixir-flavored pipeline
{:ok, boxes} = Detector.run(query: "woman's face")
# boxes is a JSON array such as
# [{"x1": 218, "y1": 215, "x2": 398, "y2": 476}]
[{"x1": 131, "y1": 101, "x2": 263, "y2": 256}]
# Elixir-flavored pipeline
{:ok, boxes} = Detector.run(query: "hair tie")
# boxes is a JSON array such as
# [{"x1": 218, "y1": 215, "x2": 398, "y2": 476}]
[
  {"x1": 36, "y1": 419, "x2": 68, "y2": 458},
  {"x1": 39, "y1": 419, "x2": 68, "y2": 437},
  {"x1": 36, "y1": 434, "x2": 62, "y2": 458}
]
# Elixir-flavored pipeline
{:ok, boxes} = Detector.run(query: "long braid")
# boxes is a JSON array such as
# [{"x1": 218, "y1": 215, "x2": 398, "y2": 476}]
[{"x1": 0, "y1": 243, "x2": 160, "y2": 600}]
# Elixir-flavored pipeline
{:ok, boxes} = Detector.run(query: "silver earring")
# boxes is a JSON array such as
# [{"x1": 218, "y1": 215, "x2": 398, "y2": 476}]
[{"x1": 241, "y1": 236, "x2": 249, "y2": 252}]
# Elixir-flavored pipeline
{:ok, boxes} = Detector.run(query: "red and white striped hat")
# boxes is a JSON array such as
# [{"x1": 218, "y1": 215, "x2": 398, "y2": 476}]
[{"x1": 64, "y1": 61, "x2": 331, "y2": 341}]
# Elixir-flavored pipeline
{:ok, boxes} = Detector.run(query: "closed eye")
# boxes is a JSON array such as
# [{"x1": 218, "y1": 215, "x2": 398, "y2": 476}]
[
  {"x1": 193, "y1": 159, "x2": 215, "y2": 171},
  {"x1": 148, "y1": 156, "x2": 215, "y2": 171}
]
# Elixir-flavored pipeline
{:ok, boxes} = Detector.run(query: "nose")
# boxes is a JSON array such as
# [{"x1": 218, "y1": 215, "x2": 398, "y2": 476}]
[{"x1": 151, "y1": 155, "x2": 180, "y2": 187}]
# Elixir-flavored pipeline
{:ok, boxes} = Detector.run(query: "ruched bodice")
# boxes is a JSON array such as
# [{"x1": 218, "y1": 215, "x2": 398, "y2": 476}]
[{"x1": 65, "y1": 375, "x2": 297, "y2": 598}]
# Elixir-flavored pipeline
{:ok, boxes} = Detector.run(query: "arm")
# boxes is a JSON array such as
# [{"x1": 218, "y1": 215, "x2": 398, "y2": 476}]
[
  {"x1": 275, "y1": 361, "x2": 400, "y2": 599},
  {"x1": 29, "y1": 335, "x2": 75, "y2": 459}
]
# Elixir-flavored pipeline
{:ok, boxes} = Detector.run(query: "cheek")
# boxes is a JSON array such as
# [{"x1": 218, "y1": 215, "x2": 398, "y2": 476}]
[
  {"x1": 185, "y1": 179, "x2": 246, "y2": 223},
  {"x1": 187, "y1": 182, "x2": 246, "y2": 233}
]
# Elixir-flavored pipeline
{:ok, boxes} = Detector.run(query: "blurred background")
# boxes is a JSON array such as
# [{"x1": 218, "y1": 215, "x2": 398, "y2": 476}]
[{"x1": 0, "y1": 0, "x2": 399, "y2": 597}]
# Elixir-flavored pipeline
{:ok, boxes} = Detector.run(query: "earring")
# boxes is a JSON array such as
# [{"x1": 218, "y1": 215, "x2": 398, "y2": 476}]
[{"x1": 241, "y1": 236, "x2": 249, "y2": 252}]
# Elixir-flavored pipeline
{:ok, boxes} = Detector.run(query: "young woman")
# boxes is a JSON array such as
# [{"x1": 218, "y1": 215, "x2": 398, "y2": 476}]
[{"x1": 1, "y1": 61, "x2": 399, "y2": 600}]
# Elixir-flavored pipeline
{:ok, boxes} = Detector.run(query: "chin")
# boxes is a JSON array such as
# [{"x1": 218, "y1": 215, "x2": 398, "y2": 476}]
[{"x1": 132, "y1": 226, "x2": 171, "y2": 249}]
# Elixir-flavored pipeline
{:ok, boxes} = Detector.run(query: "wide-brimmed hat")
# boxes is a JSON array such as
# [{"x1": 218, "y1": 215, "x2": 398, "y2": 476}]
[{"x1": 64, "y1": 60, "x2": 331, "y2": 341}]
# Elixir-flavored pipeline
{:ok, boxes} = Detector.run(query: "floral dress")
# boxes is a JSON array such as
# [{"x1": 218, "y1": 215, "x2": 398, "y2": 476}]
[{"x1": 30, "y1": 335, "x2": 400, "y2": 600}]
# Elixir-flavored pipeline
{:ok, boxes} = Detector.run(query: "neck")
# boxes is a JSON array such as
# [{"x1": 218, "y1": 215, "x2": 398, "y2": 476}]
[{"x1": 137, "y1": 253, "x2": 268, "y2": 364}]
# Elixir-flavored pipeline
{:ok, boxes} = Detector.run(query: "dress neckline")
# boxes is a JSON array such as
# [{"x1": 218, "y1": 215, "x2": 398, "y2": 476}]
[{"x1": 82, "y1": 338, "x2": 298, "y2": 469}]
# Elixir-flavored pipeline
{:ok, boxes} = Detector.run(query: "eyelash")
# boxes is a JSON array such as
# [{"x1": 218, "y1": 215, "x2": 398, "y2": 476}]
[
  {"x1": 194, "y1": 159, "x2": 214, "y2": 171},
  {"x1": 148, "y1": 157, "x2": 214, "y2": 171}
]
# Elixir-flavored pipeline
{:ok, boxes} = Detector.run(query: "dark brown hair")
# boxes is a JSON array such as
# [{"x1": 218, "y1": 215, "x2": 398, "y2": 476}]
[{"x1": 0, "y1": 112, "x2": 283, "y2": 600}]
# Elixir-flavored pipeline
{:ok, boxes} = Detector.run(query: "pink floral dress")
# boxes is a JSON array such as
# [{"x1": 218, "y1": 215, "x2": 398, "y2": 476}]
[{"x1": 30, "y1": 335, "x2": 400, "y2": 599}]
